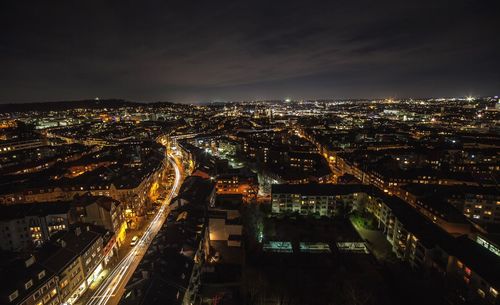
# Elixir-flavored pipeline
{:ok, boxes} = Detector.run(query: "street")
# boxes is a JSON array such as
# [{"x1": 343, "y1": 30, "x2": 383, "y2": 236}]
[{"x1": 83, "y1": 153, "x2": 183, "y2": 305}]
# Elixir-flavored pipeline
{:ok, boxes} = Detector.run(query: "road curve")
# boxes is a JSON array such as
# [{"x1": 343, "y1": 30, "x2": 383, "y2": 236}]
[{"x1": 85, "y1": 154, "x2": 182, "y2": 305}]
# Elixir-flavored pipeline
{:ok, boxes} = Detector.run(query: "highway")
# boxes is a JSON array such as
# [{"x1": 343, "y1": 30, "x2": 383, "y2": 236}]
[{"x1": 84, "y1": 153, "x2": 182, "y2": 305}]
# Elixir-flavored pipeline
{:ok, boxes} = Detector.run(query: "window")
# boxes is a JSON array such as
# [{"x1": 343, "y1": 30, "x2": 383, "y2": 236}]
[
  {"x1": 25, "y1": 279, "x2": 33, "y2": 290},
  {"x1": 60, "y1": 279, "x2": 69, "y2": 289},
  {"x1": 465, "y1": 267, "x2": 472, "y2": 276},
  {"x1": 478, "y1": 289, "x2": 486, "y2": 298},
  {"x1": 38, "y1": 270, "x2": 46, "y2": 280},
  {"x1": 8, "y1": 290, "x2": 18, "y2": 302}
]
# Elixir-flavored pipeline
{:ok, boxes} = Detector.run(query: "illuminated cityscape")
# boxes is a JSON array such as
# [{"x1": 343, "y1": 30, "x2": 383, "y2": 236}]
[
  {"x1": 1, "y1": 1, "x2": 499, "y2": 305},
  {"x1": 0, "y1": 97, "x2": 498, "y2": 305}
]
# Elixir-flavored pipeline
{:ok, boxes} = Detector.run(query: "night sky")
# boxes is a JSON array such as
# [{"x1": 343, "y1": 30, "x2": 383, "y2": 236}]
[{"x1": 1, "y1": 0, "x2": 499, "y2": 103}]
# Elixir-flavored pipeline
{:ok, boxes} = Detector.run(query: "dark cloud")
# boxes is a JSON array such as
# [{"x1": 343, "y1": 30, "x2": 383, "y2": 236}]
[{"x1": 0, "y1": 0, "x2": 499, "y2": 103}]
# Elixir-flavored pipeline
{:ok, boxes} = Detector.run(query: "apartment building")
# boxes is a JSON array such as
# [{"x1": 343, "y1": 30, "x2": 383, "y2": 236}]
[
  {"x1": 0, "y1": 256, "x2": 60, "y2": 305},
  {"x1": 0, "y1": 202, "x2": 72, "y2": 251},
  {"x1": 271, "y1": 184, "x2": 371, "y2": 216}
]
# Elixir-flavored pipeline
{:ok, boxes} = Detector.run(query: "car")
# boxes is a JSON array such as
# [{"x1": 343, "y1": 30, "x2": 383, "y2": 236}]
[{"x1": 130, "y1": 236, "x2": 139, "y2": 246}]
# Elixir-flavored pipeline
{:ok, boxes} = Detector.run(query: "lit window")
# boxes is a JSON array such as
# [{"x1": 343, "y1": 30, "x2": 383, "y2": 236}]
[
  {"x1": 465, "y1": 267, "x2": 471, "y2": 276},
  {"x1": 478, "y1": 289, "x2": 485, "y2": 298}
]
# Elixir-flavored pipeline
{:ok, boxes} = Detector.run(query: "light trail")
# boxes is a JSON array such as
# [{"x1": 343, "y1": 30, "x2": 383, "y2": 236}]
[{"x1": 85, "y1": 153, "x2": 182, "y2": 305}]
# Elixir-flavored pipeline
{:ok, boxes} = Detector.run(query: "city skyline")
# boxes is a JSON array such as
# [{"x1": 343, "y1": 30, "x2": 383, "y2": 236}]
[{"x1": 0, "y1": 97, "x2": 499, "y2": 305}]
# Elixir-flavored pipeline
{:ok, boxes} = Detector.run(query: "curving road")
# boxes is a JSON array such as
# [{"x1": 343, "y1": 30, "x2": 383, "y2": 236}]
[{"x1": 85, "y1": 153, "x2": 182, "y2": 305}]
